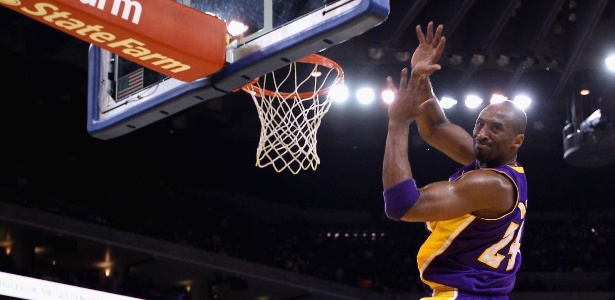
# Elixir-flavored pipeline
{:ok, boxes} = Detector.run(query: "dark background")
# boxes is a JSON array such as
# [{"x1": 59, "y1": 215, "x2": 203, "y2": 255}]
[
  {"x1": 1, "y1": 0, "x2": 615, "y2": 299},
  {"x1": 1, "y1": 0, "x2": 615, "y2": 214}
]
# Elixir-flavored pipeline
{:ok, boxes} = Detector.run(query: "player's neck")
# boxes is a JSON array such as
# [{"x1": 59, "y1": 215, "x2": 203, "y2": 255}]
[{"x1": 477, "y1": 156, "x2": 517, "y2": 169}]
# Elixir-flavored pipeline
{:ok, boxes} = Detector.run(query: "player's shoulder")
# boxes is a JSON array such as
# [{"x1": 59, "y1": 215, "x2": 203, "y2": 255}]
[{"x1": 457, "y1": 168, "x2": 514, "y2": 189}]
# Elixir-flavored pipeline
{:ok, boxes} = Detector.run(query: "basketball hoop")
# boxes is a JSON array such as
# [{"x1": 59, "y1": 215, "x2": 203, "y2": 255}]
[{"x1": 241, "y1": 54, "x2": 344, "y2": 174}]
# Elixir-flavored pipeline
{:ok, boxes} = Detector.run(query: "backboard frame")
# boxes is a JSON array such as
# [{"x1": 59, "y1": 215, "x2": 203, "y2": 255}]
[{"x1": 87, "y1": 0, "x2": 390, "y2": 140}]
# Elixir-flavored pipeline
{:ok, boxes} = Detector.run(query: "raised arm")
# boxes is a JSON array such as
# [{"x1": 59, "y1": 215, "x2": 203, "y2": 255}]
[
  {"x1": 382, "y1": 22, "x2": 446, "y2": 190},
  {"x1": 382, "y1": 68, "x2": 425, "y2": 190},
  {"x1": 411, "y1": 22, "x2": 474, "y2": 165},
  {"x1": 382, "y1": 64, "x2": 515, "y2": 222}
]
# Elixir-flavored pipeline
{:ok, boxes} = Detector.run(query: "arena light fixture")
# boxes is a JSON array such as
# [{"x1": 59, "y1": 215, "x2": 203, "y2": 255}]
[
  {"x1": 439, "y1": 97, "x2": 458, "y2": 109},
  {"x1": 227, "y1": 20, "x2": 248, "y2": 37},
  {"x1": 394, "y1": 51, "x2": 411, "y2": 62},
  {"x1": 521, "y1": 57, "x2": 535, "y2": 69},
  {"x1": 513, "y1": 95, "x2": 532, "y2": 110},
  {"x1": 356, "y1": 87, "x2": 376, "y2": 105},
  {"x1": 449, "y1": 54, "x2": 463, "y2": 65},
  {"x1": 605, "y1": 54, "x2": 615, "y2": 71},
  {"x1": 496, "y1": 54, "x2": 510, "y2": 67},
  {"x1": 465, "y1": 95, "x2": 483, "y2": 109},
  {"x1": 470, "y1": 54, "x2": 485, "y2": 66},
  {"x1": 330, "y1": 84, "x2": 350, "y2": 103},
  {"x1": 382, "y1": 89, "x2": 395, "y2": 104},
  {"x1": 490, "y1": 94, "x2": 508, "y2": 104},
  {"x1": 368, "y1": 47, "x2": 385, "y2": 59}
]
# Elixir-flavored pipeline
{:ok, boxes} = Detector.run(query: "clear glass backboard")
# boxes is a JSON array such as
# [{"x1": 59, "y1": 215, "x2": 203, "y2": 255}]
[{"x1": 87, "y1": 0, "x2": 389, "y2": 140}]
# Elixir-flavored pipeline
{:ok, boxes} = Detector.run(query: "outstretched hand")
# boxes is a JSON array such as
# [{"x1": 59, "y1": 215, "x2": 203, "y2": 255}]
[
  {"x1": 385, "y1": 21, "x2": 446, "y2": 125},
  {"x1": 411, "y1": 21, "x2": 446, "y2": 76},
  {"x1": 386, "y1": 68, "x2": 430, "y2": 125}
]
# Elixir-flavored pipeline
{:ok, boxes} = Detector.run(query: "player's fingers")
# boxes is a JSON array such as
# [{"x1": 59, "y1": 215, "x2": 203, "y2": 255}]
[
  {"x1": 426, "y1": 22, "x2": 434, "y2": 43},
  {"x1": 386, "y1": 76, "x2": 398, "y2": 92},
  {"x1": 427, "y1": 65, "x2": 442, "y2": 73},
  {"x1": 433, "y1": 24, "x2": 444, "y2": 46},
  {"x1": 415, "y1": 65, "x2": 441, "y2": 76},
  {"x1": 433, "y1": 37, "x2": 446, "y2": 61},
  {"x1": 399, "y1": 68, "x2": 409, "y2": 91},
  {"x1": 419, "y1": 97, "x2": 437, "y2": 111},
  {"x1": 416, "y1": 25, "x2": 425, "y2": 43}
]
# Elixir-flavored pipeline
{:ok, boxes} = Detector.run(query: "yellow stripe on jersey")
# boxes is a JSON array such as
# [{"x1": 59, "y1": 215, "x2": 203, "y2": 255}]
[
  {"x1": 420, "y1": 290, "x2": 458, "y2": 300},
  {"x1": 511, "y1": 166, "x2": 524, "y2": 173},
  {"x1": 518, "y1": 202, "x2": 527, "y2": 219},
  {"x1": 418, "y1": 215, "x2": 476, "y2": 289}
]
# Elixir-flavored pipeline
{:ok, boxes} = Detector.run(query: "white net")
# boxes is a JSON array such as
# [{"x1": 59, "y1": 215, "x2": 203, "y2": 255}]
[{"x1": 242, "y1": 54, "x2": 344, "y2": 174}]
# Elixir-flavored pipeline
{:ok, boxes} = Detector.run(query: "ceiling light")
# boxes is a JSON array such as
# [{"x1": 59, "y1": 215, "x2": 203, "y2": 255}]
[
  {"x1": 581, "y1": 109, "x2": 602, "y2": 130},
  {"x1": 513, "y1": 95, "x2": 532, "y2": 110},
  {"x1": 394, "y1": 51, "x2": 411, "y2": 62},
  {"x1": 490, "y1": 94, "x2": 508, "y2": 104},
  {"x1": 449, "y1": 54, "x2": 463, "y2": 65},
  {"x1": 439, "y1": 97, "x2": 457, "y2": 109},
  {"x1": 227, "y1": 20, "x2": 248, "y2": 37},
  {"x1": 470, "y1": 54, "x2": 485, "y2": 66},
  {"x1": 368, "y1": 47, "x2": 385, "y2": 59},
  {"x1": 605, "y1": 54, "x2": 615, "y2": 71},
  {"x1": 382, "y1": 90, "x2": 395, "y2": 104},
  {"x1": 465, "y1": 95, "x2": 483, "y2": 109},
  {"x1": 329, "y1": 85, "x2": 349, "y2": 103},
  {"x1": 579, "y1": 82, "x2": 590, "y2": 95},
  {"x1": 356, "y1": 87, "x2": 375, "y2": 105},
  {"x1": 521, "y1": 57, "x2": 534, "y2": 69},
  {"x1": 496, "y1": 55, "x2": 510, "y2": 67},
  {"x1": 533, "y1": 120, "x2": 545, "y2": 131}
]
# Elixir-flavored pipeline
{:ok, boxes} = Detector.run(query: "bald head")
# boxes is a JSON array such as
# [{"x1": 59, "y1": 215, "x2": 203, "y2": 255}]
[
  {"x1": 473, "y1": 100, "x2": 527, "y2": 166},
  {"x1": 482, "y1": 100, "x2": 527, "y2": 135}
]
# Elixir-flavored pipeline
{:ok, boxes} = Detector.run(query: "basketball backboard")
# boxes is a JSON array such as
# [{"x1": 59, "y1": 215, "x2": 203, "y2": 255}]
[{"x1": 87, "y1": 0, "x2": 389, "y2": 140}]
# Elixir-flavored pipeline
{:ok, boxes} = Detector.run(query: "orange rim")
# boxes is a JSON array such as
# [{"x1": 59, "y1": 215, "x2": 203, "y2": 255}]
[{"x1": 241, "y1": 53, "x2": 344, "y2": 99}]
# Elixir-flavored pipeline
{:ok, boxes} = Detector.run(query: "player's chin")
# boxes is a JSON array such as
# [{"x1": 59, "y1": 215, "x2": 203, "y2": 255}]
[{"x1": 474, "y1": 148, "x2": 490, "y2": 162}]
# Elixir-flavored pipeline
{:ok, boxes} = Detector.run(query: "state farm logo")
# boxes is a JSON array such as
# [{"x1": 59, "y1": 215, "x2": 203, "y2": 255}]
[
  {"x1": 0, "y1": 0, "x2": 21, "y2": 6},
  {"x1": 81, "y1": 0, "x2": 142, "y2": 24},
  {"x1": 15, "y1": 1, "x2": 191, "y2": 76}
]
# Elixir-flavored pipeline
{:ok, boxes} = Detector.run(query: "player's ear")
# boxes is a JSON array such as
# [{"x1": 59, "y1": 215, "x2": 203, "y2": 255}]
[{"x1": 512, "y1": 134, "x2": 524, "y2": 149}]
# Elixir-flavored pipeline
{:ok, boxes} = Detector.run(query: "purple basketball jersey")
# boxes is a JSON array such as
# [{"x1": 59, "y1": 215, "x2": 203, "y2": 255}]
[{"x1": 417, "y1": 161, "x2": 528, "y2": 297}]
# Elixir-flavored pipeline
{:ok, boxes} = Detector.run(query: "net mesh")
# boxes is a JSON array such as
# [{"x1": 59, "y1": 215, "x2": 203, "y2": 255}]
[{"x1": 242, "y1": 54, "x2": 343, "y2": 174}]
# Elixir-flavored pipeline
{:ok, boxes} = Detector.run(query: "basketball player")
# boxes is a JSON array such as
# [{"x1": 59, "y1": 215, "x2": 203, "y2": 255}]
[{"x1": 382, "y1": 22, "x2": 528, "y2": 299}]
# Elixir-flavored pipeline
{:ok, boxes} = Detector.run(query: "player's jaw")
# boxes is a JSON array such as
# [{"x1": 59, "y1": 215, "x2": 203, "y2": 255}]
[{"x1": 474, "y1": 140, "x2": 495, "y2": 165}]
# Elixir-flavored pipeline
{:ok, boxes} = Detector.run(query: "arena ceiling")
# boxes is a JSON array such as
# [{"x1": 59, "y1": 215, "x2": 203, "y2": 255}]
[{"x1": 2, "y1": 0, "x2": 615, "y2": 212}]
